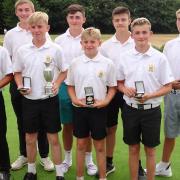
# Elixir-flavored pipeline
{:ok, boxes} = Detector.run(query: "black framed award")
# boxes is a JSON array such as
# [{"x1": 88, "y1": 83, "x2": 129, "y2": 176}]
[
  {"x1": 84, "y1": 87, "x2": 94, "y2": 105},
  {"x1": 135, "y1": 81, "x2": 145, "y2": 99}
]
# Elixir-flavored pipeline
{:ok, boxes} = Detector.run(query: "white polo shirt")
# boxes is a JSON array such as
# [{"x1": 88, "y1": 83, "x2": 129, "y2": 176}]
[
  {"x1": 163, "y1": 35, "x2": 180, "y2": 80},
  {"x1": 117, "y1": 46, "x2": 174, "y2": 105},
  {"x1": 0, "y1": 46, "x2": 13, "y2": 91},
  {"x1": 54, "y1": 28, "x2": 83, "y2": 69},
  {"x1": 100, "y1": 34, "x2": 134, "y2": 67},
  {"x1": 66, "y1": 52, "x2": 117, "y2": 100},
  {"x1": 3, "y1": 23, "x2": 51, "y2": 64},
  {"x1": 14, "y1": 40, "x2": 67, "y2": 100}
]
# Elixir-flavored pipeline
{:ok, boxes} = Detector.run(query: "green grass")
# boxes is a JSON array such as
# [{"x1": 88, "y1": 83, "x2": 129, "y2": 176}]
[{"x1": 3, "y1": 86, "x2": 180, "y2": 180}]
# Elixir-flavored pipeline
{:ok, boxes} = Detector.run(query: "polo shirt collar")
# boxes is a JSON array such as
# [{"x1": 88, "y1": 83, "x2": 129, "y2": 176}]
[
  {"x1": 83, "y1": 52, "x2": 101, "y2": 63},
  {"x1": 29, "y1": 40, "x2": 51, "y2": 49},
  {"x1": 65, "y1": 28, "x2": 82, "y2": 39},
  {"x1": 15, "y1": 23, "x2": 30, "y2": 32},
  {"x1": 132, "y1": 45, "x2": 154, "y2": 57},
  {"x1": 112, "y1": 33, "x2": 133, "y2": 45}
]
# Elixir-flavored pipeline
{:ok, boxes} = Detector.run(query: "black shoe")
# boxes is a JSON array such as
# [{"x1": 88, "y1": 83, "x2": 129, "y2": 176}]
[
  {"x1": 56, "y1": 176, "x2": 64, "y2": 180},
  {"x1": 23, "y1": 173, "x2": 37, "y2": 180},
  {"x1": 138, "y1": 165, "x2": 146, "y2": 180},
  {"x1": 95, "y1": 163, "x2": 115, "y2": 178},
  {"x1": 0, "y1": 172, "x2": 10, "y2": 180}
]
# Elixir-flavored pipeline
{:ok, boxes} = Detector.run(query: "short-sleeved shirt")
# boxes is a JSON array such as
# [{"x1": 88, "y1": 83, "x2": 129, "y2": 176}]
[
  {"x1": 100, "y1": 35, "x2": 134, "y2": 67},
  {"x1": 13, "y1": 40, "x2": 67, "y2": 100},
  {"x1": 163, "y1": 35, "x2": 180, "y2": 80},
  {"x1": 3, "y1": 23, "x2": 51, "y2": 64},
  {"x1": 55, "y1": 29, "x2": 83, "y2": 68},
  {"x1": 117, "y1": 46, "x2": 174, "y2": 105},
  {"x1": 0, "y1": 46, "x2": 13, "y2": 91},
  {"x1": 66, "y1": 52, "x2": 117, "y2": 100}
]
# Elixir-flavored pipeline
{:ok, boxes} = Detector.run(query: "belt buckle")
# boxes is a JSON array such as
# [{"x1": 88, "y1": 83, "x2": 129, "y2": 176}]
[{"x1": 137, "y1": 104, "x2": 144, "y2": 110}]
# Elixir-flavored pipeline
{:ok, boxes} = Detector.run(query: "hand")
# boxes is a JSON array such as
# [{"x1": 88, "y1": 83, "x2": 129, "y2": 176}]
[
  {"x1": 123, "y1": 87, "x2": 136, "y2": 98},
  {"x1": 18, "y1": 88, "x2": 31, "y2": 95},
  {"x1": 172, "y1": 80, "x2": 180, "y2": 90},
  {"x1": 72, "y1": 98, "x2": 87, "y2": 107},
  {"x1": 134, "y1": 93, "x2": 151, "y2": 104},
  {"x1": 52, "y1": 82, "x2": 59, "y2": 95},
  {"x1": 93, "y1": 99, "x2": 109, "y2": 108}
]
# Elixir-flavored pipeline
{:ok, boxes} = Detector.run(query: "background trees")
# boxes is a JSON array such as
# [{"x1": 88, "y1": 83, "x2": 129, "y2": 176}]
[{"x1": 1, "y1": 0, "x2": 180, "y2": 34}]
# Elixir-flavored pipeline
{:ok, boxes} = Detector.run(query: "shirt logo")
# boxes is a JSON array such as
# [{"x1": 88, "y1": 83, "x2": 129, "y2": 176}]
[
  {"x1": 45, "y1": 56, "x2": 52, "y2": 63},
  {"x1": 148, "y1": 64, "x2": 155, "y2": 72},
  {"x1": 98, "y1": 71, "x2": 104, "y2": 78}
]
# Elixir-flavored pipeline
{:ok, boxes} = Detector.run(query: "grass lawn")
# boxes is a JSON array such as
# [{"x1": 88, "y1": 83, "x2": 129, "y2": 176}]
[{"x1": 1, "y1": 34, "x2": 180, "y2": 179}]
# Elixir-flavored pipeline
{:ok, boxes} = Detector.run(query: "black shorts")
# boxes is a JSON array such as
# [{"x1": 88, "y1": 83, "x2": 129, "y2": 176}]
[
  {"x1": 22, "y1": 96, "x2": 61, "y2": 133},
  {"x1": 122, "y1": 103, "x2": 161, "y2": 147},
  {"x1": 73, "y1": 107, "x2": 107, "y2": 140},
  {"x1": 107, "y1": 91, "x2": 125, "y2": 127}
]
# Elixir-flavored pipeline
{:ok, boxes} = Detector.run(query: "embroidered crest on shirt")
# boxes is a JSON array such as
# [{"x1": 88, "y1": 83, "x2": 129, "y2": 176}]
[
  {"x1": 98, "y1": 71, "x2": 104, "y2": 78},
  {"x1": 148, "y1": 64, "x2": 155, "y2": 72}
]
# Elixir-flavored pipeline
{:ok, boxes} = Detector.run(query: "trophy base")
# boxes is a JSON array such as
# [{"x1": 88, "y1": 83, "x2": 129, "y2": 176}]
[{"x1": 45, "y1": 86, "x2": 54, "y2": 96}]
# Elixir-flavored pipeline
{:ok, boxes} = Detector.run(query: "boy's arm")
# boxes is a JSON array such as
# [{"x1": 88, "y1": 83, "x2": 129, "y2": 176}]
[
  {"x1": 67, "y1": 85, "x2": 86, "y2": 107},
  {"x1": 0, "y1": 73, "x2": 13, "y2": 89},
  {"x1": 14, "y1": 72, "x2": 23, "y2": 89},
  {"x1": 137, "y1": 83, "x2": 172, "y2": 104},
  {"x1": 52, "y1": 70, "x2": 67, "y2": 95},
  {"x1": 93, "y1": 86, "x2": 116, "y2": 108},
  {"x1": 118, "y1": 80, "x2": 136, "y2": 98}
]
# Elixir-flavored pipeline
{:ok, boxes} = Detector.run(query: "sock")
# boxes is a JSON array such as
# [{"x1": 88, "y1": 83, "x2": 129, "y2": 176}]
[
  {"x1": 55, "y1": 164, "x2": 64, "y2": 177},
  {"x1": 76, "y1": 176, "x2": 84, "y2": 180},
  {"x1": 85, "y1": 152, "x2": 93, "y2": 165},
  {"x1": 28, "y1": 163, "x2": 36, "y2": 174},
  {"x1": 161, "y1": 161, "x2": 170, "y2": 167},
  {"x1": 64, "y1": 150, "x2": 72, "y2": 163},
  {"x1": 99, "y1": 178, "x2": 107, "y2": 180},
  {"x1": 106, "y1": 156, "x2": 113, "y2": 165}
]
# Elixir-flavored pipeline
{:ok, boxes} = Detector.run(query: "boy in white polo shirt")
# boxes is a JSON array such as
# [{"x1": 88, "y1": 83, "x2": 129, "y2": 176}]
[
  {"x1": 117, "y1": 18, "x2": 174, "y2": 180},
  {"x1": 66, "y1": 27, "x2": 117, "y2": 180},
  {"x1": 0, "y1": 47, "x2": 13, "y2": 180},
  {"x1": 14, "y1": 12, "x2": 67, "y2": 180},
  {"x1": 3, "y1": 0, "x2": 53, "y2": 171},
  {"x1": 155, "y1": 9, "x2": 180, "y2": 177},
  {"x1": 55, "y1": 4, "x2": 97, "y2": 175}
]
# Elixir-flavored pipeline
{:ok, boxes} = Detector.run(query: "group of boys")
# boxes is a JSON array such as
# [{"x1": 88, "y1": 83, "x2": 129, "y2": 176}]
[{"x1": 0, "y1": 0, "x2": 180, "y2": 180}]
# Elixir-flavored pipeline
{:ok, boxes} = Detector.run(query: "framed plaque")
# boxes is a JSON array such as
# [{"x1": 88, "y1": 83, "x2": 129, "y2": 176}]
[
  {"x1": 84, "y1": 86, "x2": 94, "y2": 105},
  {"x1": 135, "y1": 81, "x2": 145, "y2": 99}
]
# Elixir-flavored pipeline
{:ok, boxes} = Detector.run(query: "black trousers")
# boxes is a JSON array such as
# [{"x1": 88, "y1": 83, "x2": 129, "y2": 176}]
[
  {"x1": 0, "y1": 92, "x2": 11, "y2": 172},
  {"x1": 10, "y1": 80, "x2": 49, "y2": 158}
]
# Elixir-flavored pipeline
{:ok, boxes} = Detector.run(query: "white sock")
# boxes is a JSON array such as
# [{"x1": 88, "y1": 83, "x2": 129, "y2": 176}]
[
  {"x1": 161, "y1": 161, "x2": 170, "y2": 167},
  {"x1": 64, "y1": 150, "x2": 72, "y2": 162},
  {"x1": 99, "y1": 179, "x2": 107, "y2": 180},
  {"x1": 85, "y1": 152, "x2": 93, "y2": 165},
  {"x1": 76, "y1": 176, "x2": 84, "y2": 180},
  {"x1": 55, "y1": 164, "x2": 64, "y2": 177},
  {"x1": 28, "y1": 163, "x2": 36, "y2": 174}
]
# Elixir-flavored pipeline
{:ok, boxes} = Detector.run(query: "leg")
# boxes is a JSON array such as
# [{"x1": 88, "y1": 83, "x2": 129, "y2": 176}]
[
  {"x1": 63, "y1": 123, "x2": 73, "y2": 151},
  {"x1": 93, "y1": 138, "x2": 106, "y2": 179},
  {"x1": 129, "y1": 144, "x2": 140, "y2": 180},
  {"x1": 76, "y1": 138, "x2": 88, "y2": 177},
  {"x1": 144, "y1": 146, "x2": 156, "y2": 180}
]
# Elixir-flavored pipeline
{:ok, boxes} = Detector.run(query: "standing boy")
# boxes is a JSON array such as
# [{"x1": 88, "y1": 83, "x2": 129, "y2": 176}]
[
  {"x1": 3, "y1": 0, "x2": 53, "y2": 171},
  {"x1": 14, "y1": 12, "x2": 67, "y2": 180},
  {"x1": 66, "y1": 27, "x2": 117, "y2": 180},
  {"x1": 117, "y1": 18, "x2": 173, "y2": 180},
  {"x1": 155, "y1": 9, "x2": 180, "y2": 177},
  {"x1": 0, "y1": 47, "x2": 13, "y2": 180},
  {"x1": 55, "y1": 4, "x2": 97, "y2": 175}
]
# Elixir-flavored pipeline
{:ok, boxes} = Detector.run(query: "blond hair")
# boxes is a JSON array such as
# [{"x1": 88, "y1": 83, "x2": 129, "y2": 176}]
[
  {"x1": 176, "y1": 9, "x2": 180, "y2": 16},
  {"x1": 28, "y1": 11, "x2": 49, "y2": 25},
  {"x1": 131, "y1": 17, "x2": 151, "y2": 31},
  {"x1": 15, "y1": 0, "x2": 34, "y2": 11},
  {"x1": 81, "y1": 27, "x2": 101, "y2": 40}
]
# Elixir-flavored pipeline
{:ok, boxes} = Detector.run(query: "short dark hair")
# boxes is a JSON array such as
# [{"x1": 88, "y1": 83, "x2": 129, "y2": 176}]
[
  {"x1": 112, "y1": 6, "x2": 130, "y2": 18},
  {"x1": 67, "y1": 4, "x2": 85, "y2": 17}
]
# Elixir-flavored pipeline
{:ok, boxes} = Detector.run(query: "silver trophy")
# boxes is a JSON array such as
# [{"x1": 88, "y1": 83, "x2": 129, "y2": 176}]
[{"x1": 43, "y1": 56, "x2": 54, "y2": 96}]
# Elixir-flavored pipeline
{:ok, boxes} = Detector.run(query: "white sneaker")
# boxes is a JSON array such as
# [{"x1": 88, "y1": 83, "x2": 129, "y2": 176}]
[
  {"x1": 11, "y1": 155, "x2": 27, "y2": 170},
  {"x1": 40, "y1": 157, "x2": 54, "y2": 171},
  {"x1": 155, "y1": 161, "x2": 172, "y2": 177},
  {"x1": 61, "y1": 159, "x2": 72, "y2": 173},
  {"x1": 86, "y1": 162, "x2": 97, "y2": 176}
]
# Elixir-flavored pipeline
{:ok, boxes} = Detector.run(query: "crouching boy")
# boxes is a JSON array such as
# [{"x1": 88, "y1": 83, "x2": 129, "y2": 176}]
[
  {"x1": 66, "y1": 27, "x2": 117, "y2": 180},
  {"x1": 117, "y1": 18, "x2": 174, "y2": 180},
  {"x1": 14, "y1": 12, "x2": 67, "y2": 180}
]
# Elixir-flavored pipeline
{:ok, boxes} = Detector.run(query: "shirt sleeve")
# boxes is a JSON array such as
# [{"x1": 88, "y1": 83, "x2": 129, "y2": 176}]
[
  {"x1": 106, "y1": 61, "x2": 117, "y2": 87},
  {"x1": 3, "y1": 32, "x2": 13, "y2": 57},
  {"x1": 66, "y1": 61, "x2": 75, "y2": 86},
  {"x1": 13, "y1": 48, "x2": 24, "y2": 72}
]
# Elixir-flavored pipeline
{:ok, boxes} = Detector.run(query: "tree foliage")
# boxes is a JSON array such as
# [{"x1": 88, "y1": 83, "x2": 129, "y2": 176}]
[{"x1": 1, "y1": 0, "x2": 180, "y2": 33}]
